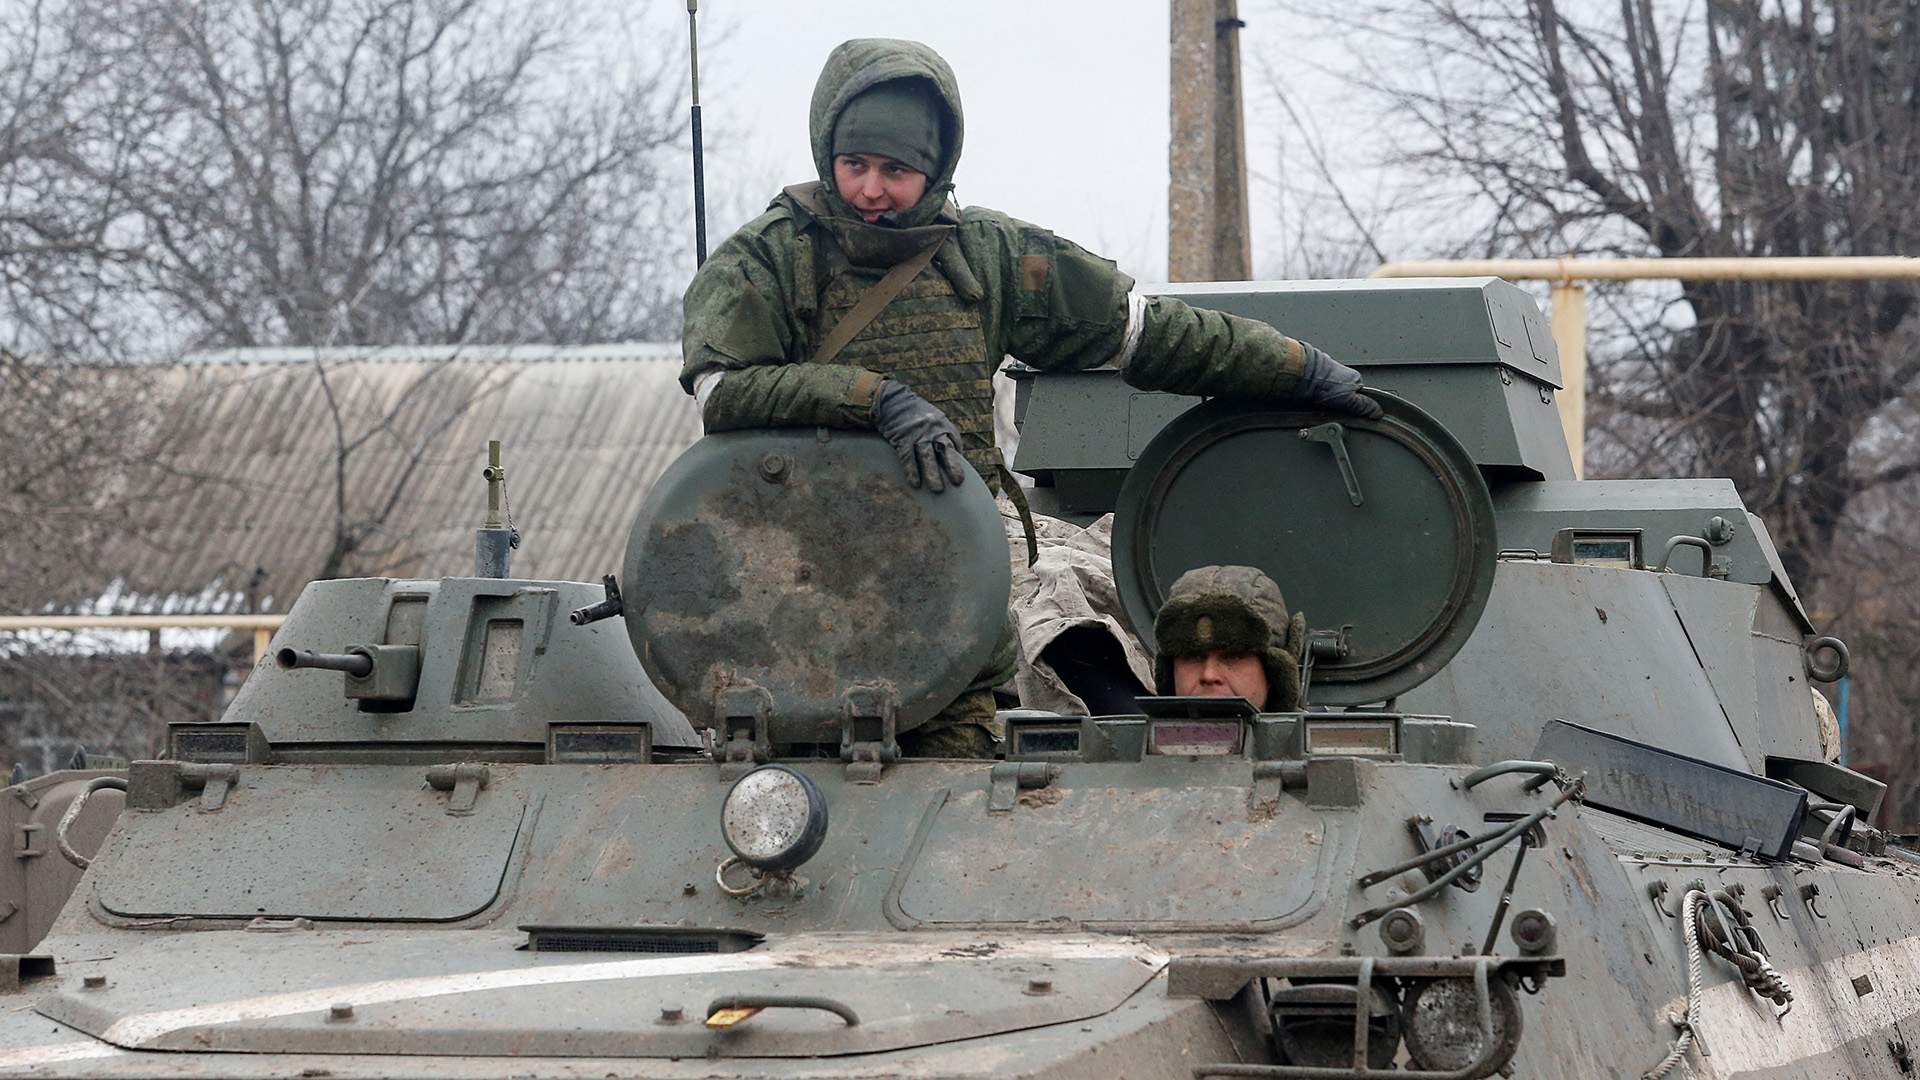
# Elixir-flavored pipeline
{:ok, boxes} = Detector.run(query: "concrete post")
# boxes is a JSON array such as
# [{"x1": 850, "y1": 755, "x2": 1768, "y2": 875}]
[{"x1": 1169, "y1": 0, "x2": 1251, "y2": 281}]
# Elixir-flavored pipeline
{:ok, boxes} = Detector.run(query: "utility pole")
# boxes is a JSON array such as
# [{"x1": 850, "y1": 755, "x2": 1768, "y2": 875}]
[{"x1": 1168, "y1": 0, "x2": 1252, "y2": 281}]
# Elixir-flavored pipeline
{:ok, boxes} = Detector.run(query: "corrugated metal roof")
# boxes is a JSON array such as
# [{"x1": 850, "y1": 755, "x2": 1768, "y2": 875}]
[
  {"x1": 178, "y1": 342, "x2": 682, "y2": 366},
  {"x1": 86, "y1": 344, "x2": 700, "y2": 614}
]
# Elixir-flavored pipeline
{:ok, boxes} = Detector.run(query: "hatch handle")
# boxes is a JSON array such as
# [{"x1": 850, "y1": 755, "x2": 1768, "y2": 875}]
[
  {"x1": 178, "y1": 764, "x2": 239, "y2": 812},
  {"x1": 704, "y1": 994, "x2": 860, "y2": 1028},
  {"x1": 1299, "y1": 423, "x2": 1363, "y2": 507},
  {"x1": 425, "y1": 764, "x2": 490, "y2": 815},
  {"x1": 55, "y1": 776, "x2": 128, "y2": 869},
  {"x1": 1657, "y1": 534, "x2": 1730, "y2": 578},
  {"x1": 988, "y1": 761, "x2": 1059, "y2": 812}
]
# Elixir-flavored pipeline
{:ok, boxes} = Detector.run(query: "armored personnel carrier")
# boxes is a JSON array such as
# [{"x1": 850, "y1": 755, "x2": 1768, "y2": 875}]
[{"x1": 0, "y1": 277, "x2": 1904, "y2": 1079}]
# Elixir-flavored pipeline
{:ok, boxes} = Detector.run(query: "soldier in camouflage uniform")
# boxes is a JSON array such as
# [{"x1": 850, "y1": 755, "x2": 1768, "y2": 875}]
[
  {"x1": 1153, "y1": 565, "x2": 1307, "y2": 712},
  {"x1": 681, "y1": 39, "x2": 1374, "y2": 755}
]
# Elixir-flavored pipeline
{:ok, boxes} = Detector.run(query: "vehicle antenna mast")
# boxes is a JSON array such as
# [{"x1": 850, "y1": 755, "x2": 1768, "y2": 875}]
[{"x1": 687, "y1": 0, "x2": 708, "y2": 266}]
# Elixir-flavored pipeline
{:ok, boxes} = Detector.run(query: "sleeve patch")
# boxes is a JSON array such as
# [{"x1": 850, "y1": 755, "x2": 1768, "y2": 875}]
[{"x1": 1019, "y1": 254, "x2": 1050, "y2": 292}]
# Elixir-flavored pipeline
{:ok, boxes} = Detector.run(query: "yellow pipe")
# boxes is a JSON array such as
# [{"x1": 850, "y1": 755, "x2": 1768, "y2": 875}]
[{"x1": 1372, "y1": 256, "x2": 1920, "y2": 282}]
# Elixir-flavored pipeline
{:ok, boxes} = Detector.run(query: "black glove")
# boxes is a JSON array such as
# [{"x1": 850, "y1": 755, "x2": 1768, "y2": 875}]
[
  {"x1": 1297, "y1": 343, "x2": 1384, "y2": 420},
  {"x1": 870, "y1": 378, "x2": 969, "y2": 492}
]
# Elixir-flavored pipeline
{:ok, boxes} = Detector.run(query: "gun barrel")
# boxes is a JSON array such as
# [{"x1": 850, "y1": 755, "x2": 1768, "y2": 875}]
[
  {"x1": 569, "y1": 573, "x2": 624, "y2": 626},
  {"x1": 275, "y1": 648, "x2": 373, "y2": 678}
]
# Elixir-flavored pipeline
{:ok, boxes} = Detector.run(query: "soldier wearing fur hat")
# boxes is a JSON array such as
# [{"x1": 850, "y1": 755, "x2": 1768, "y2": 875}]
[{"x1": 1154, "y1": 565, "x2": 1306, "y2": 712}]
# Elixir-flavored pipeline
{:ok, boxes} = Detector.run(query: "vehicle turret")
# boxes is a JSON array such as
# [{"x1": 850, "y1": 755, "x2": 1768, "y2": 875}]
[
  {"x1": 1011, "y1": 276, "x2": 1830, "y2": 773},
  {"x1": 178, "y1": 443, "x2": 701, "y2": 764}
]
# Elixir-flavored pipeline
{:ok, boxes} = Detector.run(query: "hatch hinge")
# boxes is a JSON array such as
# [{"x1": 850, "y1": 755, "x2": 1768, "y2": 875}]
[
  {"x1": 1250, "y1": 760, "x2": 1307, "y2": 812},
  {"x1": 839, "y1": 685, "x2": 899, "y2": 783},
  {"x1": 125, "y1": 760, "x2": 240, "y2": 811},
  {"x1": 988, "y1": 761, "x2": 1059, "y2": 812},
  {"x1": 426, "y1": 764, "x2": 490, "y2": 815},
  {"x1": 715, "y1": 685, "x2": 773, "y2": 781},
  {"x1": 180, "y1": 764, "x2": 239, "y2": 811}
]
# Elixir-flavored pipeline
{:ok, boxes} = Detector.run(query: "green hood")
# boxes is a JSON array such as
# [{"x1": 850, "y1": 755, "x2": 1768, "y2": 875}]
[{"x1": 808, "y1": 39, "x2": 964, "y2": 229}]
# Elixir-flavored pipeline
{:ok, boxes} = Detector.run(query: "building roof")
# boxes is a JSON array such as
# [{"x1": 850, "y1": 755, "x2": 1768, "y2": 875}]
[{"x1": 88, "y1": 343, "x2": 701, "y2": 615}]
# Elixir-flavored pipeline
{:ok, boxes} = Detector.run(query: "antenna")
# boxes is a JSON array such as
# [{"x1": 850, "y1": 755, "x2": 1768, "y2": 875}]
[
  {"x1": 687, "y1": 0, "x2": 708, "y2": 266},
  {"x1": 476, "y1": 440, "x2": 518, "y2": 578}
]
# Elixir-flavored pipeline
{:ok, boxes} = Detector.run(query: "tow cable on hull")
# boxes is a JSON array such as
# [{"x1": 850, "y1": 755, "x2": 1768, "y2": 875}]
[{"x1": 1643, "y1": 887, "x2": 1796, "y2": 1080}]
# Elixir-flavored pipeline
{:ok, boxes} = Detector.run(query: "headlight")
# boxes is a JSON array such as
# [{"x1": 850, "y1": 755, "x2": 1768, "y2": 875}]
[{"x1": 720, "y1": 765, "x2": 828, "y2": 872}]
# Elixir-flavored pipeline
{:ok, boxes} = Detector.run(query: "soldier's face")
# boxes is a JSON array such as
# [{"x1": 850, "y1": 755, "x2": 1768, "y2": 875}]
[
  {"x1": 834, "y1": 153, "x2": 929, "y2": 223},
  {"x1": 1172, "y1": 650, "x2": 1268, "y2": 706}
]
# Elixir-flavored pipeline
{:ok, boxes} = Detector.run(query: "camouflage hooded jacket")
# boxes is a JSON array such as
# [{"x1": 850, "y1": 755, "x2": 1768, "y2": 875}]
[{"x1": 681, "y1": 38, "x2": 1320, "y2": 468}]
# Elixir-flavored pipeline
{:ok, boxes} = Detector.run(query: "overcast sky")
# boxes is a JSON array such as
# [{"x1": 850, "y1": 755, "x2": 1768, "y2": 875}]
[{"x1": 689, "y1": 1, "x2": 1354, "y2": 282}]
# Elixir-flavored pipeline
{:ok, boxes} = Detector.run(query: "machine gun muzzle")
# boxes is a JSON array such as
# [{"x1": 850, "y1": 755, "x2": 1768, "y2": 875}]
[
  {"x1": 275, "y1": 648, "x2": 374, "y2": 677},
  {"x1": 569, "y1": 575, "x2": 624, "y2": 626},
  {"x1": 275, "y1": 644, "x2": 420, "y2": 705}
]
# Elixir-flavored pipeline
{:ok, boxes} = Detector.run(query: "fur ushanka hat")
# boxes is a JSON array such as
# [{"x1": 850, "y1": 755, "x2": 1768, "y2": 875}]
[{"x1": 1152, "y1": 565, "x2": 1306, "y2": 711}]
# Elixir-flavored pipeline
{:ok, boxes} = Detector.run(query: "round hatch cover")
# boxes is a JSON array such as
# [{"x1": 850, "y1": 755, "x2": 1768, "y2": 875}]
[
  {"x1": 1113, "y1": 393, "x2": 1495, "y2": 707},
  {"x1": 623, "y1": 429, "x2": 1011, "y2": 742}
]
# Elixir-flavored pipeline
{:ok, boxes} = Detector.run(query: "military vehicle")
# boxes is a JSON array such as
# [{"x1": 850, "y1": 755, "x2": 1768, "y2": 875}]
[{"x1": 0, "y1": 277, "x2": 1905, "y2": 1079}]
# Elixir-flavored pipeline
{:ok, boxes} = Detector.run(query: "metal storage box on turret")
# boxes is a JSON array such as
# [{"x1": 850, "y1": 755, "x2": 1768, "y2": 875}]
[{"x1": 0, "y1": 277, "x2": 1903, "y2": 1079}]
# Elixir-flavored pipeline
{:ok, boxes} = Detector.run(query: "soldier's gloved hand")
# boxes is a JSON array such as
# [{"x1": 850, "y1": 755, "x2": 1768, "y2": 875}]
[
  {"x1": 870, "y1": 378, "x2": 969, "y2": 493},
  {"x1": 1296, "y1": 343, "x2": 1384, "y2": 420}
]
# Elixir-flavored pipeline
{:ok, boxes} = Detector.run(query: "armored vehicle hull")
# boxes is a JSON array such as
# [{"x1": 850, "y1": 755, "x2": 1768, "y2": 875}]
[{"x1": 0, "y1": 278, "x2": 1909, "y2": 1079}]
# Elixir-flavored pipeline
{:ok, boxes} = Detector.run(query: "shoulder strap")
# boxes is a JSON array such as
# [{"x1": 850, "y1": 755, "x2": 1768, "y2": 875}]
[{"x1": 811, "y1": 231, "x2": 947, "y2": 366}]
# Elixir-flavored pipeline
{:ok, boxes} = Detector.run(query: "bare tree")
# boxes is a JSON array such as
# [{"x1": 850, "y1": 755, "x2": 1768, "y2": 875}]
[
  {"x1": 309, "y1": 354, "x2": 519, "y2": 580},
  {"x1": 1, "y1": 0, "x2": 691, "y2": 586},
  {"x1": 110, "y1": 0, "x2": 686, "y2": 348},
  {"x1": 1, "y1": 0, "x2": 695, "y2": 764},
  {"x1": 1291, "y1": 0, "x2": 1919, "y2": 577},
  {"x1": 1279, "y1": 0, "x2": 1920, "y2": 814},
  {"x1": 0, "y1": 1, "x2": 157, "y2": 357}
]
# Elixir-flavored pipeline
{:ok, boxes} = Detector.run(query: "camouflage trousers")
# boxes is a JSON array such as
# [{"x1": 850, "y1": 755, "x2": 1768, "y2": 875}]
[
  {"x1": 898, "y1": 708, "x2": 997, "y2": 759},
  {"x1": 901, "y1": 608, "x2": 1017, "y2": 760}
]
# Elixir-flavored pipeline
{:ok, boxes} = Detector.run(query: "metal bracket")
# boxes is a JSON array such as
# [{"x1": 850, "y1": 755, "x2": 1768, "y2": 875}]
[
  {"x1": 1300, "y1": 422, "x2": 1364, "y2": 507},
  {"x1": 1760, "y1": 884, "x2": 1787, "y2": 921},
  {"x1": 425, "y1": 764, "x2": 489, "y2": 815},
  {"x1": 178, "y1": 764, "x2": 239, "y2": 811},
  {"x1": 1648, "y1": 879, "x2": 1677, "y2": 918},
  {"x1": 1308, "y1": 626, "x2": 1352, "y2": 663},
  {"x1": 12, "y1": 825, "x2": 41, "y2": 860},
  {"x1": 1300, "y1": 625, "x2": 1352, "y2": 700},
  {"x1": 1249, "y1": 760, "x2": 1305, "y2": 810},
  {"x1": 839, "y1": 685, "x2": 899, "y2": 783},
  {"x1": 1409, "y1": 815, "x2": 1483, "y2": 892},
  {"x1": 715, "y1": 685, "x2": 773, "y2": 781},
  {"x1": 987, "y1": 762, "x2": 1059, "y2": 812},
  {"x1": 1170, "y1": 952, "x2": 1564, "y2": 1001},
  {"x1": 1799, "y1": 882, "x2": 1826, "y2": 919}
]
